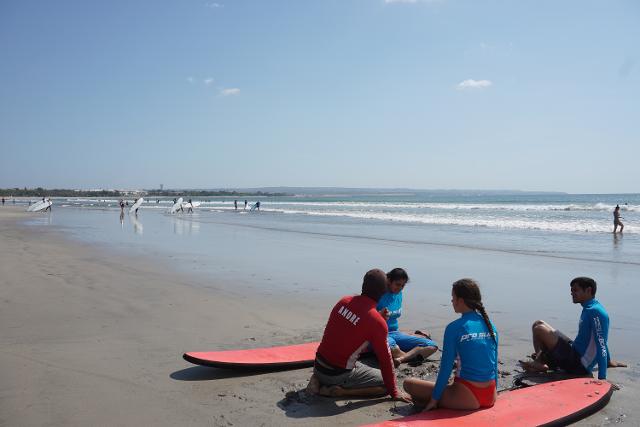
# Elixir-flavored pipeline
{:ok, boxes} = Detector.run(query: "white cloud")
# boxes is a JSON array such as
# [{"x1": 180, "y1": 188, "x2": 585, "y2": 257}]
[
  {"x1": 186, "y1": 76, "x2": 195, "y2": 84},
  {"x1": 206, "y1": 2, "x2": 223, "y2": 8},
  {"x1": 220, "y1": 88, "x2": 240, "y2": 96},
  {"x1": 456, "y1": 79, "x2": 493, "y2": 90},
  {"x1": 204, "y1": 78, "x2": 214, "y2": 86}
]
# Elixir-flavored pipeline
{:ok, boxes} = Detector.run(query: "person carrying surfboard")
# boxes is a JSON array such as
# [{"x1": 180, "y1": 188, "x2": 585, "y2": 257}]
[
  {"x1": 377, "y1": 268, "x2": 438, "y2": 367},
  {"x1": 403, "y1": 278, "x2": 499, "y2": 411},
  {"x1": 519, "y1": 276, "x2": 627, "y2": 379},
  {"x1": 306, "y1": 269, "x2": 412, "y2": 402}
]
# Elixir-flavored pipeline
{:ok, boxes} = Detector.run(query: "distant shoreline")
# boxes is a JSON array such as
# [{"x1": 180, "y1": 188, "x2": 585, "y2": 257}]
[{"x1": 0, "y1": 188, "x2": 291, "y2": 198}]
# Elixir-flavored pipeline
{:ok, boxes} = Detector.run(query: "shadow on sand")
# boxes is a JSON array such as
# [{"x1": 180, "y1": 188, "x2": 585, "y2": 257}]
[
  {"x1": 170, "y1": 365, "x2": 303, "y2": 381},
  {"x1": 277, "y1": 390, "x2": 394, "y2": 419}
]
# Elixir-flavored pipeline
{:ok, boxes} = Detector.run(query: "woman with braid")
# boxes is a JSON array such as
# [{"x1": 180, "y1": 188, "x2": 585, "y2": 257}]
[{"x1": 403, "y1": 279, "x2": 498, "y2": 411}]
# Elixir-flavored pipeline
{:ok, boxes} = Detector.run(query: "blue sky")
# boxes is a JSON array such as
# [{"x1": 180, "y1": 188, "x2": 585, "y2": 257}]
[{"x1": 1, "y1": 0, "x2": 638, "y2": 193}]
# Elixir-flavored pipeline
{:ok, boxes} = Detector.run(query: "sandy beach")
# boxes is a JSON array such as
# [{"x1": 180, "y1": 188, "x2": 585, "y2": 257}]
[{"x1": 1, "y1": 205, "x2": 638, "y2": 426}]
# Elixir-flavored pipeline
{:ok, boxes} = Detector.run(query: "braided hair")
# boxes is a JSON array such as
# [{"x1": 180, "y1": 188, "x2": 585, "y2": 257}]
[{"x1": 452, "y1": 278, "x2": 496, "y2": 342}]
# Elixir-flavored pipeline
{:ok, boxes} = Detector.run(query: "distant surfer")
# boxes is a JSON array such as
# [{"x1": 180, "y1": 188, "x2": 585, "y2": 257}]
[
  {"x1": 403, "y1": 279, "x2": 498, "y2": 411},
  {"x1": 255, "y1": 201, "x2": 260, "y2": 211},
  {"x1": 187, "y1": 199, "x2": 193, "y2": 213},
  {"x1": 234, "y1": 199, "x2": 238, "y2": 210},
  {"x1": 119, "y1": 199, "x2": 125, "y2": 212},
  {"x1": 134, "y1": 198, "x2": 141, "y2": 215},
  {"x1": 44, "y1": 198, "x2": 51, "y2": 212},
  {"x1": 305, "y1": 269, "x2": 412, "y2": 402},
  {"x1": 1, "y1": 197, "x2": 4, "y2": 205},
  {"x1": 613, "y1": 205, "x2": 624, "y2": 233},
  {"x1": 519, "y1": 277, "x2": 627, "y2": 379},
  {"x1": 377, "y1": 268, "x2": 438, "y2": 367},
  {"x1": 244, "y1": 200, "x2": 247, "y2": 210}
]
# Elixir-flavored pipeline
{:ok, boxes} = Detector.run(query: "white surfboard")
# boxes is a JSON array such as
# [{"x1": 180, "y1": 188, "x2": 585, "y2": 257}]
[
  {"x1": 129, "y1": 197, "x2": 144, "y2": 214},
  {"x1": 181, "y1": 201, "x2": 201, "y2": 210},
  {"x1": 31, "y1": 200, "x2": 52, "y2": 212},
  {"x1": 27, "y1": 200, "x2": 45, "y2": 212},
  {"x1": 169, "y1": 197, "x2": 184, "y2": 214}
]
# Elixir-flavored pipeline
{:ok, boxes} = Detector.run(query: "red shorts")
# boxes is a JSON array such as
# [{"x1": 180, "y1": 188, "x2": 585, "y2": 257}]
[{"x1": 454, "y1": 377, "x2": 496, "y2": 408}]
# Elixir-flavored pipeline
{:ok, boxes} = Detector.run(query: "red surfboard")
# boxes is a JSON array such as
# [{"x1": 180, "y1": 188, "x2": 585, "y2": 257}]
[
  {"x1": 363, "y1": 379, "x2": 612, "y2": 427},
  {"x1": 183, "y1": 341, "x2": 319, "y2": 369}
]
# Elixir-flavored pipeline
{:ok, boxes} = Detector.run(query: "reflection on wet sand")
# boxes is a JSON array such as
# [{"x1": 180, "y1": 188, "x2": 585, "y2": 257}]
[{"x1": 130, "y1": 214, "x2": 143, "y2": 235}]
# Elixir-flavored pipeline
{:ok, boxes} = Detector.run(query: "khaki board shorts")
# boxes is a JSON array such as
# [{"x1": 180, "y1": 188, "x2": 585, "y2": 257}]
[{"x1": 314, "y1": 361, "x2": 384, "y2": 389}]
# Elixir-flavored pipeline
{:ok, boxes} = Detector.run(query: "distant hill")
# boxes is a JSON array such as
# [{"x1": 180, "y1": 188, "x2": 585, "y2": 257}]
[{"x1": 229, "y1": 187, "x2": 568, "y2": 196}]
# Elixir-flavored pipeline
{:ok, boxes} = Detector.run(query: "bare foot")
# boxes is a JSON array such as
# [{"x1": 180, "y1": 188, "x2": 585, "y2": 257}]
[
  {"x1": 414, "y1": 330, "x2": 431, "y2": 339},
  {"x1": 609, "y1": 359, "x2": 628, "y2": 368},
  {"x1": 305, "y1": 374, "x2": 320, "y2": 395},
  {"x1": 319, "y1": 385, "x2": 345, "y2": 397},
  {"x1": 393, "y1": 358, "x2": 402, "y2": 368},
  {"x1": 518, "y1": 359, "x2": 549, "y2": 373}
]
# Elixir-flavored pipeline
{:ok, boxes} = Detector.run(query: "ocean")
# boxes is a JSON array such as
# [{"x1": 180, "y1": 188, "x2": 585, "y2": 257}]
[
  {"x1": 18, "y1": 190, "x2": 640, "y2": 360},
  {"x1": 22, "y1": 191, "x2": 640, "y2": 265}
]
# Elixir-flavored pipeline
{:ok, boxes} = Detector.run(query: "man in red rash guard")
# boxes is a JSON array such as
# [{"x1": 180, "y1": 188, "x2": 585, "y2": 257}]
[{"x1": 307, "y1": 269, "x2": 411, "y2": 401}]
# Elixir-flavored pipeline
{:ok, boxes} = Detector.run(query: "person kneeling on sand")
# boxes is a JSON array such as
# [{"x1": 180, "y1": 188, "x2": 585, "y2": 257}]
[
  {"x1": 519, "y1": 276, "x2": 626, "y2": 379},
  {"x1": 377, "y1": 268, "x2": 438, "y2": 367},
  {"x1": 306, "y1": 269, "x2": 411, "y2": 402},
  {"x1": 403, "y1": 279, "x2": 498, "y2": 411}
]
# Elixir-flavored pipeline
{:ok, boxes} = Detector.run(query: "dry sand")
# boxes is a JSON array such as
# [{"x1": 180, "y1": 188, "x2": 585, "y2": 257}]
[{"x1": 0, "y1": 206, "x2": 636, "y2": 426}]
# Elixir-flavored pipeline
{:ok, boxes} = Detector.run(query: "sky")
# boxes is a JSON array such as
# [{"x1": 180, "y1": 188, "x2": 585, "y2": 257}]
[{"x1": 1, "y1": 0, "x2": 638, "y2": 193}]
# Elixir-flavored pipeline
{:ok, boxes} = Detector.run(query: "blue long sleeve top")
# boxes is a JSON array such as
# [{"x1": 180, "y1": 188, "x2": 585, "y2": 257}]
[
  {"x1": 572, "y1": 298, "x2": 610, "y2": 380},
  {"x1": 376, "y1": 291, "x2": 403, "y2": 332},
  {"x1": 432, "y1": 311, "x2": 498, "y2": 401}
]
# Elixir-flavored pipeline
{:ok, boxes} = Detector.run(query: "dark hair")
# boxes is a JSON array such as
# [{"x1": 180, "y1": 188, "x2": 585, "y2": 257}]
[
  {"x1": 570, "y1": 276, "x2": 597, "y2": 297},
  {"x1": 362, "y1": 269, "x2": 388, "y2": 302},
  {"x1": 452, "y1": 278, "x2": 496, "y2": 342},
  {"x1": 386, "y1": 268, "x2": 409, "y2": 284}
]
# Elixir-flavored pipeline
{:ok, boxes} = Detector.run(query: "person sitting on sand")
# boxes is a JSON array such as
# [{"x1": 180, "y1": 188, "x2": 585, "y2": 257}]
[
  {"x1": 377, "y1": 268, "x2": 438, "y2": 367},
  {"x1": 403, "y1": 278, "x2": 498, "y2": 411},
  {"x1": 613, "y1": 205, "x2": 624, "y2": 233},
  {"x1": 519, "y1": 276, "x2": 626, "y2": 379},
  {"x1": 306, "y1": 269, "x2": 411, "y2": 402}
]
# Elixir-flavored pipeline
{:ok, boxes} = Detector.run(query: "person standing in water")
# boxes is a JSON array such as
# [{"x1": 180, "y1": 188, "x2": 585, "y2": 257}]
[
  {"x1": 119, "y1": 199, "x2": 125, "y2": 213},
  {"x1": 613, "y1": 205, "x2": 624, "y2": 233},
  {"x1": 234, "y1": 200, "x2": 238, "y2": 210},
  {"x1": 187, "y1": 198, "x2": 193, "y2": 213},
  {"x1": 244, "y1": 200, "x2": 248, "y2": 210}
]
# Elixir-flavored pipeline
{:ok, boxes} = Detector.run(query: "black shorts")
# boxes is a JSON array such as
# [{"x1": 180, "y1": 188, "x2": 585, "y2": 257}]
[{"x1": 544, "y1": 334, "x2": 589, "y2": 375}]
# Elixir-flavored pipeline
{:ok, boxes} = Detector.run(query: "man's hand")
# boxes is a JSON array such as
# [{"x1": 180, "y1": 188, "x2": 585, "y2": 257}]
[
  {"x1": 424, "y1": 398, "x2": 438, "y2": 411},
  {"x1": 379, "y1": 308, "x2": 390, "y2": 320},
  {"x1": 392, "y1": 391, "x2": 413, "y2": 403}
]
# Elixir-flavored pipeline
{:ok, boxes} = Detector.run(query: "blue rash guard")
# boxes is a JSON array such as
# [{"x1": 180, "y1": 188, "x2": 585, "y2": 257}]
[
  {"x1": 572, "y1": 298, "x2": 610, "y2": 380},
  {"x1": 376, "y1": 292, "x2": 402, "y2": 331},
  {"x1": 432, "y1": 311, "x2": 498, "y2": 401}
]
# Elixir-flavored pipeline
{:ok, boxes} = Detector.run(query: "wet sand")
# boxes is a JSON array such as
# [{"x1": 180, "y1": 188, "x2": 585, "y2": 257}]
[{"x1": 0, "y1": 206, "x2": 637, "y2": 426}]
